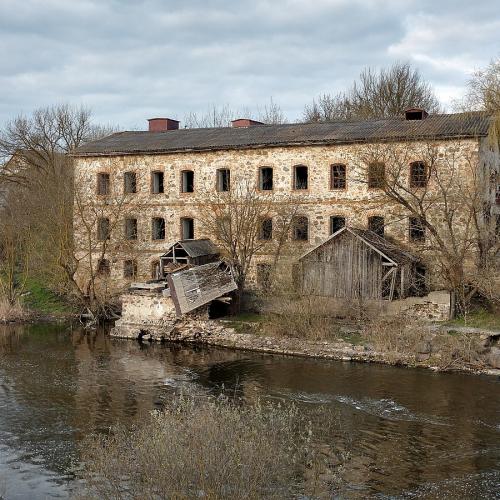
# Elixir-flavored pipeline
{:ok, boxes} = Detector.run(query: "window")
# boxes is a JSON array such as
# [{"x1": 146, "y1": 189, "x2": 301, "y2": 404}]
[
  {"x1": 256, "y1": 263, "x2": 272, "y2": 288},
  {"x1": 151, "y1": 260, "x2": 160, "y2": 279},
  {"x1": 181, "y1": 170, "x2": 194, "y2": 193},
  {"x1": 151, "y1": 171, "x2": 164, "y2": 194},
  {"x1": 124, "y1": 172, "x2": 137, "y2": 194},
  {"x1": 368, "y1": 216, "x2": 385, "y2": 237},
  {"x1": 410, "y1": 162, "x2": 428, "y2": 188},
  {"x1": 330, "y1": 216, "x2": 345, "y2": 235},
  {"x1": 368, "y1": 162, "x2": 385, "y2": 189},
  {"x1": 330, "y1": 164, "x2": 346, "y2": 189},
  {"x1": 152, "y1": 217, "x2": 165, "y2": 240},
  {"x1": 259, "y1": 167, "x2": 273, "y2": 191},
  {"x1": 292, "y1": 216, "x2": 308, "y2": 241},
  {"x1": 124, "y1": 218, "x2": 137, "y2": 240},
  {"x1": 293, "y1": 165, "x2": 308, "y2": 190},
  {"x1": 410, "y1": 264, "x2": 427, "y2": 297},
  {"x1": 123, "y1": 259, "x2": 137, "y2": 279},
  {"x1": 181, "y1": 217, "x2": 194, "y2": 239},
  {"x1": 259, "y1": 218, "x2": 273, "y2": 240},
  {"x1": 97, "y1": 218, "x2": 110, "y2": 241},
  {"x1": 97, "y1": 173, "x2": 110, "y2": 195},
  {"x1": 409, "y1": 217, "x2": 425, "y2": 242},
  {"x1": 97, "y1": 258, "x2": 110, "y2": 276},
  {"x1": 216, "y1": 169, "x2": 230, "y2": 192}
]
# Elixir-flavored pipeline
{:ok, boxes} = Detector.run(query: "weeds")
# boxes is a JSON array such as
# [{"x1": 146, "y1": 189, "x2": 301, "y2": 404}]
[{"x1": 0, "y1": 297, "x2": 28, "y2": 323}]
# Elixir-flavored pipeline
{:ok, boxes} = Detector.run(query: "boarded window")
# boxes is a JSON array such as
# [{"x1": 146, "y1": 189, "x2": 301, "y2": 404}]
[
  {"x1": 294, "y1": 165, "x2": 308, "y2": 190},
  {"x1": 181, "y1": 217, "x2": 194, "y2": 239},
  {"x1": 181, "y1": 170, "x2": 194, "y2": 193},
  {"x1": 97, "y1": 218, "x2": 110, "y2": 241},
  {"x1": 409, "y1": 217, "x2": 425, "y2": 242},
  {"x1": 330, "y1": 164, "x2": 346, "y2": 189},
  {"x1": 97, "y1": 173, "x2": 110, "y2": 195},
  {"x1": 152, "y1": 217, "x2": 165, "y2": 240},
  {"x1": 259, "y1": 167, "x2": 273, "y2": 190},
  {"x1": 292, "y1": 216, "x2": 308, "y2": 241},
  {"x1": 368, "y1": 216, "x2": 385, "y2": 237},
  {"x1": 368, "y1": 162, "x2": 385, "y2": 189},
  {"x1": 97, "y1": 258, "x2": 110, "y2": 276},
  {"x1": 124, "y1": 218, "x2": 137, "y2": 240},
  {"x1": 259, "y1": 218, "x2": 273, "y2": 240},
  {"x1": 330, "y1": 216, "x2": 345, "y2": 235},
  {"x1": 151, "y1": 171, "x2": 164, "y2": 194},
  {"x1": 124, "y1": 172, "x2": 137, "y2": 194},
  {"x1": 216, "y1": 169, "x2": 230, "y2": 192},
  {"x1": 123, "y1": 259, "x2": 137, "y2": 279},
  {"x1": 410, "y1": 161, "x2": 428, "y2": 188},
  {"x1": 256, "y1": 263, "x2": 272, "y2": 288}
]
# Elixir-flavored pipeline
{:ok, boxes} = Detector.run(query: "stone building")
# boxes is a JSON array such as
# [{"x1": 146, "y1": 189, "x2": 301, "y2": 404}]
[{"x1": 72, "y1": 110, "x2": 499, "y2": 294}]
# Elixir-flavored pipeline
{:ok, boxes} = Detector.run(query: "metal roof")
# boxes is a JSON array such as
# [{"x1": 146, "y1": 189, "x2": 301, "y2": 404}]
[{"x1": 72, "y1": 112, "x2": 493, "y2": 157}]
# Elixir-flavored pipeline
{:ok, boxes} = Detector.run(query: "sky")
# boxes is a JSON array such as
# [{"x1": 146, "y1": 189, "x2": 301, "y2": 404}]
[{"x1": 0, "y1": 0, "x2": 498, "y2": 130}]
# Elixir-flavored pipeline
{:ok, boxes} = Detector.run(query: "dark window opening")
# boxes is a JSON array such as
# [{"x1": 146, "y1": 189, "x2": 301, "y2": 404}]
[
  {"x1": 259, "y1": 167, "x2": 273, "y2": 190},
  {"x1": 368, "y1": 216, "x2": 385, "y2": 237},
  {"x1": 151, "y1": 171, "x2": 164, "y2": 194},
  {"x1": 409, "y1": 217, "x2": 425, "y2": 242},
  {"x1": 496, "y1": 215, "x2": 500, "y2": 237},
  {"x1": 259, "y1": 218, "x2": 273, "y2": 240},
  {"x1": 294, "y1": 165, "x2": 308, "y2": 190},
  {"x1": 124, "y1": 172, "x2": 137, "y2": 194},
  {"x1": 330, "y1": 164, "x2": 346, "y2": 189},
  {"x1": 152, "y1": 217, "x2": 165, "y2": 240},
  {"x1": 257, "y1": 263, "x2": 272, "y2": 289},
  {"x1": 151, "y1": 260, "x2": 160, "y2": 279},
  {"x1": 216, "y1": 169, "x2": 230, "y2": 192},
  {"x1": 330, "y1": 216, "x2": 345, "y2": 235},
  {"x1": 97, "y1": 258, "x2": 110, "y2": 276},
  {"x1": 97, "y1": 173, "x2": 110, "y2": 195},
  {"x1": 181, "y1": 217, "x2": 194, "y2": 239},
  {"x1": 181, "y1": 170, "x2": 194, "y2": 193},
  {"x1": 123, "y1": 259, "x2": 137, "y2": 279},
  {"x1": 410, "y1": 264, "x2": 427, "y2": 297},
  {"x1": 368, "y1": 162, "x2": 385, "y2": 189},
  {"x1": 97, "y1": 218, "x2": 110, "y2": 241},
  {"x1": 124, "y1": 218, "x2": 137, "y2": 240},
  {"x1": 293, "y1": 216, "x2": 308, "y2": 241},
  {"x1": 410, "y1": 161, "x2": 428, "y2": 188}
]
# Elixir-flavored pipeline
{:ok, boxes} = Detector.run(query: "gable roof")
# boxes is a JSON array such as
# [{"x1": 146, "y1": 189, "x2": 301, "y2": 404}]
[
  {"x1": 299, "y1": 226, "x2": 419, "y2": 266},
  {"x1": 161, "y1": 239, "x2": 219, "y2": 259},
  {"x1": 72, "y1": 112, "x2": 493, "y2": 157}
]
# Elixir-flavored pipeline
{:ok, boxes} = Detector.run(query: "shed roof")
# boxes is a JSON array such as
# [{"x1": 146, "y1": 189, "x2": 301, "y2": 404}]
[
  {"x1": 299, "y1": 226, "x2": 419, "y2": 266},
  {"x1": 72, "y1": 112, "x2": 492, "y2": 157},
  {"x1": 161, "y1": 239, "x2": 219, "y2": 259}
]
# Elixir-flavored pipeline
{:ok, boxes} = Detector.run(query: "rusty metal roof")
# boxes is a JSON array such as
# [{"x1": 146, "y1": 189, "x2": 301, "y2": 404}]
[{"x1": 73, "y1": 112, "x2": 493, "y2": 157}]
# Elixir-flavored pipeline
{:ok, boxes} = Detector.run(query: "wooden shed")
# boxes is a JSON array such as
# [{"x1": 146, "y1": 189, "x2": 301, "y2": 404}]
[
  {"x1": 299, "y1": 227, "x2": 420, "y2": 301},
  {"x1": 159, "y1": 239, "x2": 219, "y2": 276}
]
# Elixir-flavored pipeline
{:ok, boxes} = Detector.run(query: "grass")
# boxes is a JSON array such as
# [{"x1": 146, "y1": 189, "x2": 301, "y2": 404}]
[
  {"x1": 22, "y1": 279, "x2": 73, "y2": 315},
  {"x1": 219, "y1": 311, "x2": 266, "y2": 334},
  {"x1": 446, "y1": 309, "x2": 500, "y2": 331}
]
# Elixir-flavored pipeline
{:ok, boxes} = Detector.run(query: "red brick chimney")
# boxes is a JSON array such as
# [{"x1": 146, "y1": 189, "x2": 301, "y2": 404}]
[
  {"x1": 231, "y1": 118, "x2": 264, "y2": 128},
  {"x1": 148, "y1": 118, "x2": 180, "y2": 132}
]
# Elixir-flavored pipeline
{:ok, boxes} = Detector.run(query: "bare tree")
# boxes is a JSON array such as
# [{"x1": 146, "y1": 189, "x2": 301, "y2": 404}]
[
  {"x1": 256, "y1": 97, "x2": 288, "y2": 125},
  {"x1": 304, "y1": 62, "x2": 441, "y2": 122}
]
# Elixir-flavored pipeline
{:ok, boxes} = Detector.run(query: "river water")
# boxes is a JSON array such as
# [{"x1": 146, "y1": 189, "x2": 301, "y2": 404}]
[{"x1": 0, "y1": 323, "x2": 499, "y2": 499}]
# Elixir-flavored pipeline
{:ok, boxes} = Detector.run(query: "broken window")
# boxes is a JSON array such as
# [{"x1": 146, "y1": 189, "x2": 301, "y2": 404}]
[
  {"x1": 216, "y1": 169, "x2": 230, "y2": 192},
  {"x1": 368, "y1": 162, "x2": 385, "y2": 189},
  {"x1": 329, "y1": 216, "x2": 345, "y2": 235},
  {"x1": 97, "y1": 173, "x2": 110, "y2": 195},
  {"x1": 256, "y1": 263, "x2": 272, "y2": 288},
  {"x1": 124, "y1": 218, "x2": 138, "y2": 240},
  {"x1": 97, "y1": 217, "x2": 110, "y2": 241},
  {"x1": 292, "y1": 216, "x2": 308, "y2": 241},
  {"x1": 181, "y1": 217, "x2": 194, "y2": 239},
  {"x1": 368, "y1": 216, "x2": 385, "y2": 237},
  {"x1": 151, "y1": 260, "x2": 160, "y2": 279},
  {"x1": 152, "y1": 217, "x2": 165, "y2": 240},
  {"x1": 410, "y1": 264, "x2": 427, "y2": 297},
  {"x1": 259, "y1": 167, "x2": 273, "y2": 190},
  {"x1": 293, "y1": 165, "x2": 308, "y2": 190},
  {"x1": 330, "y1": 164, "x2": 346, "y2": 189},
  {"x1": 259, "y1": 218, "x2": 273, "y2": 240},
  {"x1": 124, "y1": 171, "x2": 137, "y2": 194},
  {"x1": 151, "y1": 171, "x2": 164, "y2": 194},
  {"x1": 410, "y1": 161, "x2": 428, "y2": 188},
  {"x1": 181, "y1": 170, "x2": 194, "y2": 193},
  {"x1": 409, "y1": 217, "x2": 425, "y2": 242},
  {"x1": 97, "y1": 258, "x2": 110, "y2": 276},
  {"x1": 123, "y1": 259, "x2": 137, "y2": 279}
]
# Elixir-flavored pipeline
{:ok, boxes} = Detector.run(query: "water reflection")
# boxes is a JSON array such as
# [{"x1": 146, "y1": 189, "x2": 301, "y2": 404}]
[{"x1": 0, "y1": 323, "x2": 499, "y2": 499}]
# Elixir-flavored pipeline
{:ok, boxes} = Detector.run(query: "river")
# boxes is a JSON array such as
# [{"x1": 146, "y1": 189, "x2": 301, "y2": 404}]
[{"x1": 0, "y1": 323, "x2": 499, "y2": 499}]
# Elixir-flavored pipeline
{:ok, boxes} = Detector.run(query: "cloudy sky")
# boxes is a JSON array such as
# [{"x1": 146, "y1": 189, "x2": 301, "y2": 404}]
[{"x1": 0, "y1": 0, "x2": 498, "y2": 129}]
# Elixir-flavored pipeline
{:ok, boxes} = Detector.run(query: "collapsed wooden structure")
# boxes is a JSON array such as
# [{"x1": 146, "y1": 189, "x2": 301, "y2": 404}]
[
  {"x1": 299, "y1": 227, "x2": 421, "y2": 301},
  {"x1": 159, "y1": 239, "x2": 219, "y2": 276}
]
